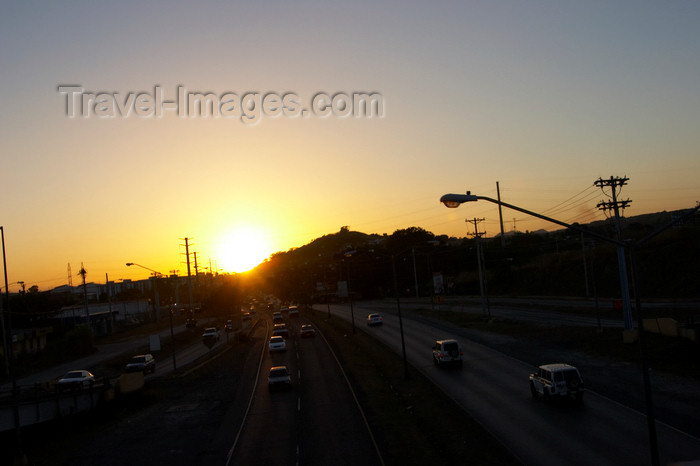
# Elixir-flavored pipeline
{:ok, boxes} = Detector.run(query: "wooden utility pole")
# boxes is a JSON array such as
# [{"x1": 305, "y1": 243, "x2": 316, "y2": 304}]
[
  {"x1": 466, "y1": 218, "x2": 490, "y2": 317},
  {"x1": 595, "y1": 176, "x2": 633, "y2": 330}
]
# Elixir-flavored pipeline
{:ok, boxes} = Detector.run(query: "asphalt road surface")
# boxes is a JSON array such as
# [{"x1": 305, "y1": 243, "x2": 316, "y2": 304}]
[
  {"x1": 326, "y1": 302, "x2": 700, "y2": 466},
  {"x1": 11, "y1": 314, "x2": 382, "y2": 466},
  {"x1": 227, "y1": 316, "x2": 383, "y2": 466}
]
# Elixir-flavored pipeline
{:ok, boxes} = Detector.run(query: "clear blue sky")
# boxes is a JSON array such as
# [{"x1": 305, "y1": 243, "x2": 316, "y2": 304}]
[{"x1": 1, "y1": 1, "x2": 699, "y2": 289}]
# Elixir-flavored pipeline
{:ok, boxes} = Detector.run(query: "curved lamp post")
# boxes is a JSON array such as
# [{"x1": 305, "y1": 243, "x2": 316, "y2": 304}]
[
  {"x1": 126, "y1": 262, "x2": 163, "y2": 321},
  {"x1": 440, "y1": 190, "x2": 700, "y2": 466}
]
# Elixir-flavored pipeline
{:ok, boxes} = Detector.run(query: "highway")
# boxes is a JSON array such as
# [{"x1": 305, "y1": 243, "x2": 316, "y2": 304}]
[
  {"x1": 322, "y1": 301, "x2": 700, "y2": 466},
  {"x1": 226, "y1": 315, "x2": 383, "y2": 466}
]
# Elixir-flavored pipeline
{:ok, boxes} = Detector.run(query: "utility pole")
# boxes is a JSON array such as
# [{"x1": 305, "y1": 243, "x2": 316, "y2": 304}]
[
  {"x1": 595, "y1": 176, "x2": 634, "y2": 330},
  {"x1": 106, "y1": 273, "x2": 115, "y2": 330},
  {"x1": 78, "y1": 263, "x2": 90, "y2": 326},
  {"x1": 181, "y1": 238, "x2": 194, "y2": 312},
  {"x1": 193, "y1": 252, "x2": 200, "y2": 291},
  {"x1": 496, "y1": 181, "x2": 505, "y2": 247},
  {"x1": 1, "y1": 226, "x2": 11, "y2": 377},
  {"x1": 466, "y1": 218, "x2": 490, "y2": 318}
]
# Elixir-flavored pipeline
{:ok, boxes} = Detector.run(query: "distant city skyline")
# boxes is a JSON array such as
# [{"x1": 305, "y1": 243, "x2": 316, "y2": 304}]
[{"x1": 2, "y1": 1, "x2": 698, "y2": 290}]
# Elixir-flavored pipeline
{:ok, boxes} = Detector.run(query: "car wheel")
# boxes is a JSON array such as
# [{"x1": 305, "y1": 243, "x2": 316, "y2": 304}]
[
  {"x1": 543, "y1": 388, "x2": 550, "y2": 401},
  {"x1": 530, "y1": 382, "x2": 537, "y2": 398}
]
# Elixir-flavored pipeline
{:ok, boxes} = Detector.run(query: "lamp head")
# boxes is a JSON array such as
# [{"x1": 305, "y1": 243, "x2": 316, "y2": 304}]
[{"x1": 440, "y1": 191, "x2": 478, "y2": 208}]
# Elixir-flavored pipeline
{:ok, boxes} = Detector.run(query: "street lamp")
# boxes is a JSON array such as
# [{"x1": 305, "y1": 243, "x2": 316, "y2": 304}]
[
  {"x1": 371, "y1": 249, "x2": 411, "y2": 380},
  {"x1": 126, "y1": 262, "x2": 164, "y2": 321},
  {"x1": 343, "y1": 251, "x2": 357, "y2": 334},
  {"x1": 410, "y1": 240, "x2": 439, "y2": 299},
  {"x1": 125, "y1": 262, "x2": 164, "y2": 278},
  {"x1": 391, "y1": 254, "x2": 410, "y2": 380},
  {"x1": 440, "y1": 190, "x2": 700, "y2": 466}
]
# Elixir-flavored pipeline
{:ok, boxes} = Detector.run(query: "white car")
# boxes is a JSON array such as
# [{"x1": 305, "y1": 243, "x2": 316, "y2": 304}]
[
  {"x1": 202, "y1": 327, "x2": 220, "y2": 341},
  {"x1": 268, "y1": 366, "x2": 291, "y2": 390},
  {"x1": 269, "y1": 335, "x2": 287, "y2": 352},
  {"x1": 57, "y1": 370, "x2": 95, "y2": 387}
]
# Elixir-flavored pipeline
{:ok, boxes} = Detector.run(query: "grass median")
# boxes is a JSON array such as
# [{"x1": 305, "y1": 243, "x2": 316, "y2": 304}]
[{"x1": 308, "y1": 308, "x2": 519, "y2": 465}]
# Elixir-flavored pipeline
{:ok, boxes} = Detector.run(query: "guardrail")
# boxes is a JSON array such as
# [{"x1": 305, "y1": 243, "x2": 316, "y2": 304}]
[{"x1": 0, "y1": 377, "x2": 113, "y2": 432}]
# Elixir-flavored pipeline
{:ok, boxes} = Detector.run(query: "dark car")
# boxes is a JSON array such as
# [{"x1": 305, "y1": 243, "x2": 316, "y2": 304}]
[
  {"x1": 268, "y1": 366, "x2": 292, "y2": 391},
  {"x1": 125, "y1": 354, "x2": 156, "y2": 374}
]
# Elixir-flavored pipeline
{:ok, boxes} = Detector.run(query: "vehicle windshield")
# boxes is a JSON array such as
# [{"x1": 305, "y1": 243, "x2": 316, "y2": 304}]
[
  {"x1": 130, "y1": 357, "x2": 145, "y2": 364},
  {"x1": 64, "y1": 372, "x2": 82, "y2": 379}
]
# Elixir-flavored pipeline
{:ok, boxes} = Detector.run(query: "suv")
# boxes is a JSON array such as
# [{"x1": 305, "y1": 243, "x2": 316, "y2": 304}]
[
  {"x1": 529, "y1": 363, "x2": 584, "y2": 403},
  {"x1": 432, "y1": 339, "x2": 463, "y2": 367}
]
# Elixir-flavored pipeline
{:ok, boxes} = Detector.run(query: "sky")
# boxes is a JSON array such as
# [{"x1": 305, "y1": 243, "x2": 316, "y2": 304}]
[{"x1": 1, "y1": 1, "x2": 699, "y2": 290}]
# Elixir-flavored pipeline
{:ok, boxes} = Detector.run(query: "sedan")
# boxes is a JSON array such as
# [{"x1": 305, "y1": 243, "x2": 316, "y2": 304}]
[
  {"x1": 57, "y1": 370, "x2": 95, "y2": 387},
  {"x1": 269, "y1": 335, "x2": 287, "y2": 352},
  {"x1": 268, "y1": 366, "x2": 292, "y2": 391},
  {"x1": 300, "y1": 324, "x2": 316, "y2": 338},
  {"x1": 366, "y1": 313, "x2": 383, "y2": 326},
  {"x1": 125, "y1": 354, "x2": 156, "y2": 374}
]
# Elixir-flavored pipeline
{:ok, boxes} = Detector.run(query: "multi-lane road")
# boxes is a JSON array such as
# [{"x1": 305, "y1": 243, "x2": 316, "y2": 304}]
[
  {"x1": 323, "y1": 301, "x2": 700, "y2": 466},
  {"x1": 226, "y1": 317, "x2": 383, "y2": 466}
]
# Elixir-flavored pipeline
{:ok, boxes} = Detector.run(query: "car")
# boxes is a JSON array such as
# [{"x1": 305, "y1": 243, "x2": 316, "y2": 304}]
[
  {"x1": 224, "y1": 320, "x2": 234, "y2": 332},
  {"x1": 125, "y1": 354, "x2": 156, "y2": 374},
  {"x1": 185, "y1": 318, "x2": 197, "y2": 328},
  {"x1": 202, "y1": 327, "x2": 220, "y2": 341},
  {"x1": 241, "y1": 312, "x2": 252, "y2": 323},
  {"x1": 57, "y1": 370, "x2": 95, "y2": 387},
  {"x1": 530, "y1": 363, "x2": 584, "y2": 403},
  {"x1": 269, "y1": 335, "x2": 287, "y2": 352},
  {"x1": 432, "y1": 339, "x2": 463, "y2": 367},
  {"x1": 272, "y1": 312, "x2": 284, "y2": 323},
  {"x1": 366, "y1": 313, "x2": 383, "y2": 326},
  {"x1": 300, "y1": 324, "x2": 316, "y2": 338},
  {"x1": 272, "y1": 323, "x2": 289, "y2": 339},
  {"x1": 288, "y1": 306, "x2": 299, "y2": 318},
  {"x1": 268, "y1": 366, "x2": 292, "y2": 391}
]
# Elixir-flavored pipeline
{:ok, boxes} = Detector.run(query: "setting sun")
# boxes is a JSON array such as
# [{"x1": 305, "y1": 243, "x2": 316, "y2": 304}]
[{"x1": 216, "y1": 227, "x2": 272, "y2": 273}]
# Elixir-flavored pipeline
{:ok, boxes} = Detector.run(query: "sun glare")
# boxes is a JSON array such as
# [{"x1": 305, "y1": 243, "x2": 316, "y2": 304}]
[{"x1": 217, "y1": 227, "x2": 271, "y2": 273}]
